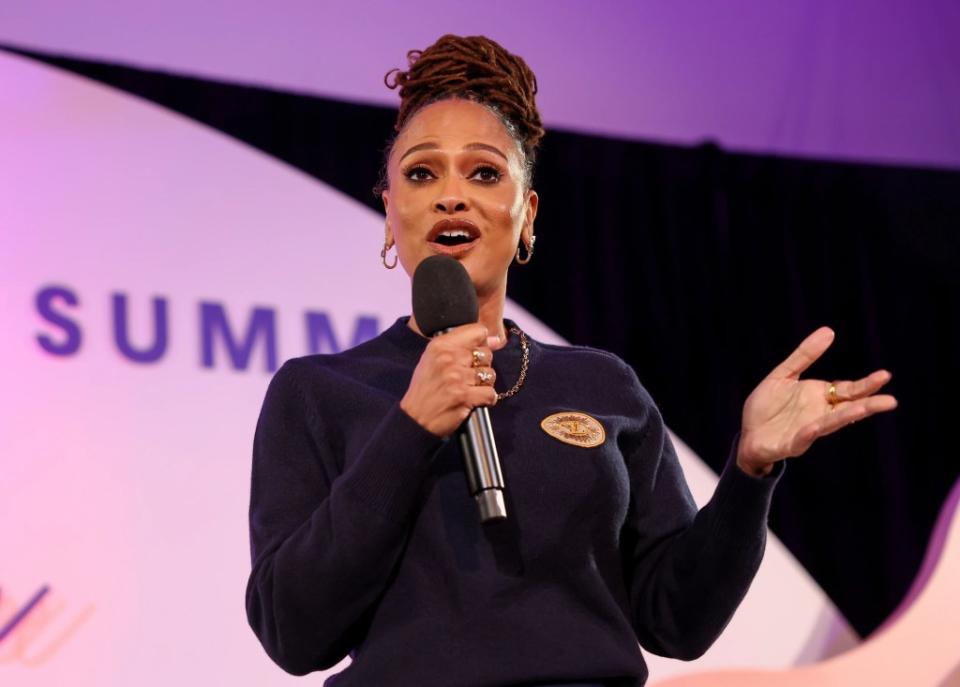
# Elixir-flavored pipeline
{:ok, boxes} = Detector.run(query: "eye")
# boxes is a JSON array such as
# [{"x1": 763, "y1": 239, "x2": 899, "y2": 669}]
[
  {"x1": 469, "y1": 165, "x2": 502, "y2": 183},
  {"x1": 404, "y1": 165, "x2": 435, "y2": 182}
]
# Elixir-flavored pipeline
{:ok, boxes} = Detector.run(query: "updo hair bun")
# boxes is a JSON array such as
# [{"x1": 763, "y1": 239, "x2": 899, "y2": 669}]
[{"x1": 384, "y1": 34, "x2": 544, "y2": 176}]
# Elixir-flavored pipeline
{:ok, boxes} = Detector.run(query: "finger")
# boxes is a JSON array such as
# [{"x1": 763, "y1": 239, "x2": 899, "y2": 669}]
[
  {"x1": 804, "y1": 394, "x2": 899, "y2": 443},
  {"x1": 443, "y1": 323, "x2": 489, "y2": 346},
  {"x1": 770, "y1": 327, "x2": 835, "y2": 379},
  {"x1": 466, "y1": 345, "x2": 493, "y2": 368},
  {"x1": 465, "y1": 385, "x2": 498, "y2": 408},
  {"x1": 833, "y1": 369, "x2": 892, "y2": 402},
  {"x1": 471, "y1": 366, "x2": 497, "y2": 387}
]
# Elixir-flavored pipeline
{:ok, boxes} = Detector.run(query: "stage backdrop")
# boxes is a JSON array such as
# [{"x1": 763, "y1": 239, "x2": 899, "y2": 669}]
[
  {"x1": 1, "y1": 51, "x2": 852, "y2": 684},
  {"x1": 1, "y1": 0, "x2": 958, "y2": 169}
]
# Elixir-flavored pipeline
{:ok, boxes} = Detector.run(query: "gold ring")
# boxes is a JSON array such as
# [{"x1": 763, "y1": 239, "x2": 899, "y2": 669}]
[
  {"x1": 471, "y1": 350, "x2": 486, "y2": 368},
  {"x1": 827, "y1": 382, "x2": 840, "y2": 408},
  {"x1": 476, "y1": 370, "x2": 494, "y2": 385}
]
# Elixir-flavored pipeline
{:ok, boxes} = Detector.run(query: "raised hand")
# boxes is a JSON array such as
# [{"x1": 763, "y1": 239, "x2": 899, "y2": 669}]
[{"x1": 736, "y1": 327, "x2": 898, "y2": 476}]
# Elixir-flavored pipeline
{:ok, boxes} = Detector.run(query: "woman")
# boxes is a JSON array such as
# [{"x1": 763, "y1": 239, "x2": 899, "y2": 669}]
[{"x1": 245, "y1": 35, "x2": 896, "y2": 686}]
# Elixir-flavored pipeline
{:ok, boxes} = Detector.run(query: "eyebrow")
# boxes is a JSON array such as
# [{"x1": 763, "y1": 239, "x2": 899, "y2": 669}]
[{"x1": 398, "y1": 142, "x2": 509, "y2": 163}]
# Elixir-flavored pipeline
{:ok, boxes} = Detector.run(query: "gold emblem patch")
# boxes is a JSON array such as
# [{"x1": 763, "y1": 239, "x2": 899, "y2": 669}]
[{"x1": 540, "y1": 411, "x2": 606, "y2": 448}]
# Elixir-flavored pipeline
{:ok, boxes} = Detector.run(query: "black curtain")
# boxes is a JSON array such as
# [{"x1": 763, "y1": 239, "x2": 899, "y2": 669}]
[{"x1": 8, "y1": 44, "x2": 959, "y2": 638}]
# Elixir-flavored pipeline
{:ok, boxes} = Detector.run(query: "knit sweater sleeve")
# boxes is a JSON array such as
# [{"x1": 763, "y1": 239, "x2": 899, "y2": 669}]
[
  {"x1": 615, "y1": 360, "x2": 783, "y2": 661},
  {"x1": 245, "y1": 358, "x2": 446, "y2": 675}
]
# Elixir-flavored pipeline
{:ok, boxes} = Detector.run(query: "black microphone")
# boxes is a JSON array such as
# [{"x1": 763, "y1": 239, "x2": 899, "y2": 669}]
[{"x1": 412, "y1": 255, "x2": 507, "y2": 523}]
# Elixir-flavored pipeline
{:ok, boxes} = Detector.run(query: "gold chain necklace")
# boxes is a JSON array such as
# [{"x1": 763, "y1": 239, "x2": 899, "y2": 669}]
[{"x1": 497, "y1": 327, "x2": 529, "y2": 401}]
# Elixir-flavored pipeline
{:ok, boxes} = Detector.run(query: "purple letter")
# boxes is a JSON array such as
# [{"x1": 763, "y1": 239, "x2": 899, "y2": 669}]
[
  {"x1": 305, "y1": 313, "x2": 378, "y2": 354},
  {"x1": 112, "y1": 292, "x2": 168, "y2": 363},
  {"x1": 0, "y1": 585, "x2": 50, "y2": 644},
  {"x1": 200, "y1": 302, "x2": 277, "y2": 372},
  {"x1": 35, "y1": 285, "x2": 81, "y2": 355}
]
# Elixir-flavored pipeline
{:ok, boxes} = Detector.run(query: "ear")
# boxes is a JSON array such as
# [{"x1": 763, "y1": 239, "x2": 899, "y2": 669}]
[
  {"x1": 521, "y1": 189, "x2": 539, "y2": 246},
  {"x1": 382, "y1": 191, "x2": 394, "y2": 247}
]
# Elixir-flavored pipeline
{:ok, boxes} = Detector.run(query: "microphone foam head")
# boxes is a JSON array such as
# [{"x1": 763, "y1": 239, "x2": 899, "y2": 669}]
[{"x1": 412, "y1": 255, "x2": 479, "y2": 336}]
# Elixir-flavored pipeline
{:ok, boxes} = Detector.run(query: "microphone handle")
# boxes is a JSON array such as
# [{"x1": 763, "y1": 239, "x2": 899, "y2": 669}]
[
  {"x1": 459, "y1": 406, "x2": 507, "y2": 522},
  {"x1": 430, "y1": 327, "x2": 507, "y2": 522}
]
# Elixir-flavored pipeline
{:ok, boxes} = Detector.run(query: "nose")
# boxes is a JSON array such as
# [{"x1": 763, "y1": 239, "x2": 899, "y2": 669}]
[
  {"x1": 434, "y1": 176, "x2": 468, "y2": 213},
  {"x1": 435, "y1": 197, "x2": 467, "y2": 213}
]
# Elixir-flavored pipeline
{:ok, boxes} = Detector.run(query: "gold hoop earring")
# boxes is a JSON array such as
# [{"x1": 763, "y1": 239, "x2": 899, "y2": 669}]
[
  {"x1": 515, "y1": 235, "x2": 535, "y2": 265},
  {"x1": 381, "y1": 242, "x2": 398, "y2": 269}
]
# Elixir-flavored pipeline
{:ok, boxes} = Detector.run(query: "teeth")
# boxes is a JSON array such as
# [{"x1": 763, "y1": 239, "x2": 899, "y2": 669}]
[{"x1": 440, "y1": 229, "x2": 471, "y2": 238}]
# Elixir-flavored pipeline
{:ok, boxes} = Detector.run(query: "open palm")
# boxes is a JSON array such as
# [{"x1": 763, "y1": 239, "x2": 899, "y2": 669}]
[{"x1": 737, "y1": 327, "x2": 898, "y2": 474}]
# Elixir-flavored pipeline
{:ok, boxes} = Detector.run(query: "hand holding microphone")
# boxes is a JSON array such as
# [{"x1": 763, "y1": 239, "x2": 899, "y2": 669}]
[
  {"x1": 400, "y1": 323, "x2": 499, "y2": 437},
  {"x1": 401, "y1": 255, "x2": 508, "y2": 522}
]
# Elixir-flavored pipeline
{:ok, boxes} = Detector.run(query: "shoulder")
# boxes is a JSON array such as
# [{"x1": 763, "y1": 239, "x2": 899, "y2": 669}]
[
  {"x1": 259, "y1": 333, "x2": 401, "y2": 429},
  {"x1": 531, "y1": 338, "x2": 657, "y2": 409},
  {"x1": 262, "y1": 324, "x2": 415, "y2": 422},
  {"x1": 274, "y1": 327, "x2": 401, "y2": 381},
  {"x1": 536, "y1": 339, "x2": 629, "y2": 368}
]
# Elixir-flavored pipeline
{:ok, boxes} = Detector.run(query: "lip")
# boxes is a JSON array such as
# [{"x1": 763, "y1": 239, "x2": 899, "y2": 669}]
[{"x1": 426, "y1": 218, "x2": 481, "y2": 256}]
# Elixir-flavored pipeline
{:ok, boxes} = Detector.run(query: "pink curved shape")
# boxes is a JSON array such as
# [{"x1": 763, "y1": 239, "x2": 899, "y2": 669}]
[{"x1": 651, "y1": 476, "x2": 960, "y2": 687}]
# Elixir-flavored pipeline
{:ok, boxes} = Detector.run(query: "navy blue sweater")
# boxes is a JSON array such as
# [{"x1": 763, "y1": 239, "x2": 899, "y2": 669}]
[{"x1": 246, "y1": 318, "x2": 782, "y2": 686}]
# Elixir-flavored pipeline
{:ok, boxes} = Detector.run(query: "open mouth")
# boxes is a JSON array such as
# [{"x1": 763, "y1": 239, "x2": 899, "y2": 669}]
[
  {"x1": 427, "y1": 219, "x2": 480, "y2": 251},
  {"x1": 433, "y1": 230, "x2": 476, "y2": 247}
]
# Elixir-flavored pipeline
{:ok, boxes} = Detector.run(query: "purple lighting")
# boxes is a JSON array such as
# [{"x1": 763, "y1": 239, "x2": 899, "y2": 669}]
[{"x1": 1, "y1": 1, "x2": 958, "y2": 168}]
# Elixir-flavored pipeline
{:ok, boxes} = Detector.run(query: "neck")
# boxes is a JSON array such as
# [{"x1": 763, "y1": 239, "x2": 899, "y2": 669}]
[{"x1": 477, "y1": 286, "x2": 508, "y2": 343}]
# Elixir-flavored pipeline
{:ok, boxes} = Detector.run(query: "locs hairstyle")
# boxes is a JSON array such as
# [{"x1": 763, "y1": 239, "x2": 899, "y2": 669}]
[{"x1": 374, "y1": 34, "x2": 545, "y2": 195}]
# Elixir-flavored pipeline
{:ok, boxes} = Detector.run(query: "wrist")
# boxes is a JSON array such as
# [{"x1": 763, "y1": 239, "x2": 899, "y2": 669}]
[
  {"x1": 399, "y1": 396, "x2": 426, "y2": 431},
  {"x1": 736, "y1": 455, "x2": 775, "y2": 478},
  {"x1": 736, "y1": 433, "x2": 776, "y2": 477}
]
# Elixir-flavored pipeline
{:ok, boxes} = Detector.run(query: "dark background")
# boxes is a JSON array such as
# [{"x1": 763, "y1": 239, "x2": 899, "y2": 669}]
[{"x1": 9, "y1": 44, "x2": 959, "y2": 638}]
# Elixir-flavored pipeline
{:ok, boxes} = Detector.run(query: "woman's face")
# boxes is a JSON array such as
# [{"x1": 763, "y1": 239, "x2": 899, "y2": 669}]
[{"x1": 381, "y1": 98, "x2": 538, "y2": 299}]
